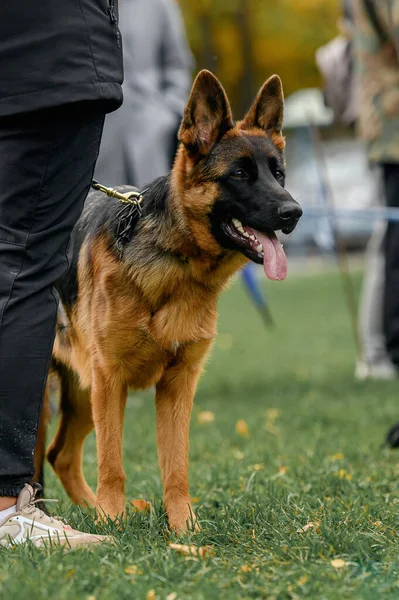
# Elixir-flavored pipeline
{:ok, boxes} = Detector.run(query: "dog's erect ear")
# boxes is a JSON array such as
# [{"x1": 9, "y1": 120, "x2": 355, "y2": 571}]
[
  {"x1": 178, "y1": 70, "x2": 234, "y2": 158},
  {"x1": 240, "y1": 75, "x2": 284, "y2": 136}
]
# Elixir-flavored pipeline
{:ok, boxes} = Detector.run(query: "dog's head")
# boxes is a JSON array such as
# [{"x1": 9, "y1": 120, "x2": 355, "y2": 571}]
[{"x1": 173, "y1": 70, "x2": 302, "y2": 281}]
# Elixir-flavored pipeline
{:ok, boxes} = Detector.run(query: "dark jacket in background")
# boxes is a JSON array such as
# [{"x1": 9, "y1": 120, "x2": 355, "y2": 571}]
[{"x1": 0, "y1": 0, "x2": 124, "y2": 116}]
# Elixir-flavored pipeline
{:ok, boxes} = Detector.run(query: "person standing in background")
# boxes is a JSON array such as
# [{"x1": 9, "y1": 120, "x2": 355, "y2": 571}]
[
  {"x1": 316, "y1": 0, "x2": 396, "y2": 378},
  {"x1": 95, "y1": 0, "x2": 193, "y2": 188},
  {"x1": 353, "y1": 0, "x2": 399, "y2": 377}
]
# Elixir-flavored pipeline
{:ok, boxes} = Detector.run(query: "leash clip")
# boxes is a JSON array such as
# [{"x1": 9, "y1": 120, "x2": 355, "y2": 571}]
[
  {"x1": 92, "y1": 180, "x2": 144, "y2": 208},
  {"x1": 92, "y1": 180, "x2": 148, "y2": 259}
]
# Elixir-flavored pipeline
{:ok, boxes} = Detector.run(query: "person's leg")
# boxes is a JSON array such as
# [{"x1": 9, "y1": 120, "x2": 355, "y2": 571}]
[
  {"x1": 0, "y1": 105, "x2": 105, "y2": 505},
  {"x1": 382, "y1": 162, "x2": 399, "y2": 367},
  {"x1": 356, "y1": 216, "x2": 397, "y2": 378},
  {"x1": 358, "y1": 220, "x2": 387, "y2": 360}
]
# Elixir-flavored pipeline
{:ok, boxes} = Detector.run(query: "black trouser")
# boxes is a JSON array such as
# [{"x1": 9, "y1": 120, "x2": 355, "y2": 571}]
[
  {"x1": 0, "y1": 105, "x2": 105, "y2": 497},
  {"x1": 383, "y1": 163, "x2": 399, "y2": 368}
]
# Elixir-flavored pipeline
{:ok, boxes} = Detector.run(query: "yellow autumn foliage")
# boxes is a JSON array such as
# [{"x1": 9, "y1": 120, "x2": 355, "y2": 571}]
[{"x1": 178, "y1": 0, "x2": 340, "y2": 113}]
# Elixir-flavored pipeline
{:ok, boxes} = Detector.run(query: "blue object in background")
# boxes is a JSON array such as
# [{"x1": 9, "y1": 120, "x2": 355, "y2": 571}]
[{"x1": 241, "y1": 263, "x2": 274, "y2": 327}]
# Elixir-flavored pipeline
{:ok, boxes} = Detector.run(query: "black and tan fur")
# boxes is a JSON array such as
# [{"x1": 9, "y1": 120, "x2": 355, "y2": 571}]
[{"x1": 36, "y1": 71, "x2": 302, "y2": 530}]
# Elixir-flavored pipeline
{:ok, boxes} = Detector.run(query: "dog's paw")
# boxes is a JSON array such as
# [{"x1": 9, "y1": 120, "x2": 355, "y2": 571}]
[
  {"x1": 96, "y1": 494, "x2": 126, "y2": 522},
  {"x1": 166, "y1": 500, "x2": 198, "y2": 532}
]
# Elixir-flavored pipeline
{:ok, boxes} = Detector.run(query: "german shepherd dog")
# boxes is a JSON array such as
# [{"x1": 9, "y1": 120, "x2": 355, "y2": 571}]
[{"x1": 42, "y1": 70, "x2": 302, "y2": 531}]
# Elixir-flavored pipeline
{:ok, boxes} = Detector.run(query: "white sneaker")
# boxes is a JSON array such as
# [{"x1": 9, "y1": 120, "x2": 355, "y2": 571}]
[
  {"x1": 355, "y1": 359, "x2": 398, "y2": 381},
  {"x1": 0, "y1": 484, "x2": 113, "y2": 549}
]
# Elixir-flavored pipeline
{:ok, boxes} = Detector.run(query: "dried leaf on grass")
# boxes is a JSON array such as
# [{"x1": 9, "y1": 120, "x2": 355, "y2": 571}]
[
  {"x1": 329, "y1": 453, "x2": 344, "y2": 461},
  {"x1": 248, "y1": 463, "x2": 264, "y2": 472},
  {"x1": 240, "y1": 564, "x2": 252, "y2": 572},
  {"x1": 336, "y1": 469, "x2": 352, "y2": 481},
  {"x1": 197, "y1": 411, "x2": 215, "y2": 424},
  {"x1": 65, "y1": 569, "x2": 75, "y2": 579},
  {"x1": 232, "y1": 448, "x2": 244, "y2": 460},
  {"x1": 236, "y1": 419, "x2": 249, "y2": 437},
  {"x1": 297, "y1": 522, "x2": 314, "y2": 533},
  {"x1": 124, "y1": 565, "x2": 138, "y2": 575},
  {"x1": 131, "y1": 499, "x2": 151, "y2": 513},
  {"x1": 169, "y1": 543, "x2": 212, "y2": 558},
  {"x1": 146, "y1": 591, "x2": 156, "y2": 600},
  {"x1": 330, "y1": 558, "x2": 348, "y2": 569}
]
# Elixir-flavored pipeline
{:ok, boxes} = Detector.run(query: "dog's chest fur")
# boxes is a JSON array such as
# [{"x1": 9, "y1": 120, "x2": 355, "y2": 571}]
[{"x1": 56, "y1": 235, "x2": 221, "y2": 391}]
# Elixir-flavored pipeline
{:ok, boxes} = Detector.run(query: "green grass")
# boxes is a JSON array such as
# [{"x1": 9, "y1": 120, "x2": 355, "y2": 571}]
[{"x1": 2, "y1": 268, "x2": 399, "y2": 599}]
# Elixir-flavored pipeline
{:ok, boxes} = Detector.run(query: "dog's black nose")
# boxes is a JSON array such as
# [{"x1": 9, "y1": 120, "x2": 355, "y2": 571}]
[{"x1": 278, "y1": 202, "x2": 302, "y2": 224}]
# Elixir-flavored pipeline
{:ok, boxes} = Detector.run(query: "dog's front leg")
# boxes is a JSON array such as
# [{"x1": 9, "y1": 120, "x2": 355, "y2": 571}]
[
  {"x1": 155, "y1": 339, "x2": 212, "y2": 531},
  {"x1": 91, "y1": 359, "x2": 128, "y2": 519}
]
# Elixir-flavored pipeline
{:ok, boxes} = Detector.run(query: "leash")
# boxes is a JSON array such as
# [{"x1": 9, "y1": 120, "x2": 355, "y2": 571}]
[
  {"x1": 308, "y1": 123, "x2": 362, "y2": 358},
  {"x1": 91, "y1": 180, "x2": 147, "y2": 257}
]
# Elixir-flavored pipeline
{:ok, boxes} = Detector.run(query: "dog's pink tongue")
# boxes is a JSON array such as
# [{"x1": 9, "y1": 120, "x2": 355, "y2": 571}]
[{"x1": 252, "y1": 230, "x2": 287, "y2": 281}]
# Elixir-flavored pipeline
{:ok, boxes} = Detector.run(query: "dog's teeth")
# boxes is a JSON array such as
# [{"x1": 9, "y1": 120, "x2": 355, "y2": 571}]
[
  {"x1": 256, "y1": 244, "x2": 262, "y2": 253},
  {"x1": 232, "y1": 218, "x2": 244, "y2": 233}
]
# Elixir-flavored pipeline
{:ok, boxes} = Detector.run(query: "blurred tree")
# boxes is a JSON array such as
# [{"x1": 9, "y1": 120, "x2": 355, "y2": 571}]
[{"x1": 178, "y1": 0, "x2": 340, "y2": 114}]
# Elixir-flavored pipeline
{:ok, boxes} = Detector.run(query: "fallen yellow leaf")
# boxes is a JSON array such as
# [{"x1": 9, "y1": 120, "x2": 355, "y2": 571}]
[
  {"x1": 297, "y1": 522, "x2": 314, "y2": 533},
  {"x1": 146, "y1": 591, "x2": 156, "y2": 600},
  {"x1": 331, "y1": 558, "x2": 347, "y2": 569},
  {"x1": 265, "y1": 408, "x2": 280, "y2": 421},
  {"x1": 297, "y1": 575, "x2": 308, "y2": 586},
  {"x1": 236, "y1": 419, "x2": 249, "y2": 437},
  {"x1": 65, "y1": 569, "x2": 75, "y2": 579},
  {"x1": 131, "y1": 499, "x2": 151, "y2": 513},
  {"x1": 166, "y1": 594, "x2": 177, "y2": 600},
  {"x1": 248, "y1": 463, "x2": 264, "y2": 471},
  {"x1": 278, "y1": 466, "x2": 288, "y2": 474},
  {"x1": 197, "y1": 411, "x2": 215, "y2": 424},
  {"x1": 240, "y1": 564, "x2": 252, "y2": 572},
  {"x1": 336, "y1": 469, "x2": 352, "y2": 481},
  {"x1": 125, "y1": 565, "x2": 138, "y2": 575},
  {"x1": 329, "y1": 453, "x2": 344, "y2": 461},
  {"x1": 232, "y1": 448, "x2": 244, "y2": 460},
  {"x1": 169, "y1": 543, "x2": 211, "y2": 558}
]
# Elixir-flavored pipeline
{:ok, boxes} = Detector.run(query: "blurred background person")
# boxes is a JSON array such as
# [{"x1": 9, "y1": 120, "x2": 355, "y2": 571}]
[
  {"x1": 317, "y1": 0, "x2": 398, "y2": 379},
  {"x1": 338, "y1": 0, "x2": 394, "y2": 380},
  {"x1": 353, "y1": 0, "x2": 399, "y2": 378},
  {"x1": 95, "y1": 0, "x2": 193, "y2": 187}
]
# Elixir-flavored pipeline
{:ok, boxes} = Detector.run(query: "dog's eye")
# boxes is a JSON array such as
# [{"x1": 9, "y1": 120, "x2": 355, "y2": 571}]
[
  {"x1": 275, "y1": 169, "x2": 285, "y2": 184},
  {"x1": 231, "y1": 169, "x2": 247, "y2": 179}
]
